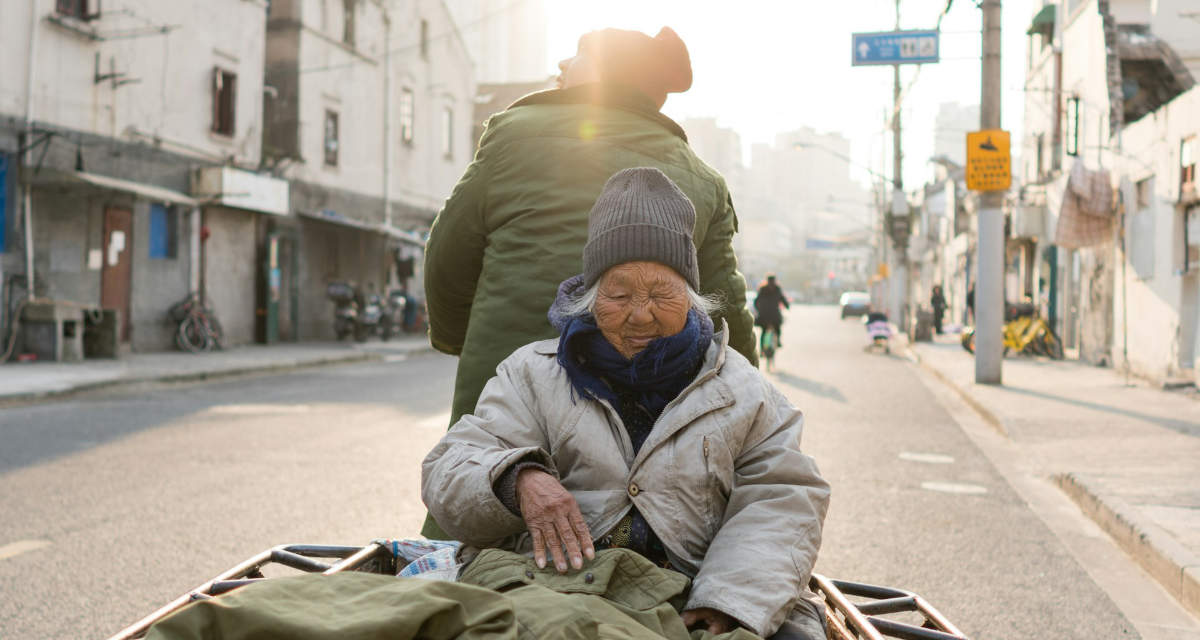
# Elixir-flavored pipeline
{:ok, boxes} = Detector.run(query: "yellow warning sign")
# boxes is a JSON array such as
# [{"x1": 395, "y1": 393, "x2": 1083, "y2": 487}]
[{"x1": 966, "y1": 129, "x2": 1011, "y2": 192}]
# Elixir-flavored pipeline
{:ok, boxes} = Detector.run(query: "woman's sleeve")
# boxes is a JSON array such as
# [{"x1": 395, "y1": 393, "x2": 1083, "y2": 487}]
[
  {"x1": 686, "y1": 383, "x2": 831, "y2": 637},
  {"x1": 420, "y1": 352, "x2": 556, "y2": 545}
]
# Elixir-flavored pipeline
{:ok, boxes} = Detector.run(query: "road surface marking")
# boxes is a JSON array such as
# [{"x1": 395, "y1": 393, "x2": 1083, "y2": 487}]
[
  {"x1": 921, "y1": 481, "x2": 988, "y2": 495},
  {"x1": 384, "y1": 354, "x2": 410, "y2": 363},
  {"x1": 0, "y1": 539, "x2": 50, "y2": 561},
  {"x1": 899, "y1": 451, "x2": 955, "y2": 464}
]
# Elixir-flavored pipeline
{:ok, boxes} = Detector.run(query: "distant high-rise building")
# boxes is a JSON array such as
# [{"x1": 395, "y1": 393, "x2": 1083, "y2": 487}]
[
  {"x1": 445, "y1": 0, "x2": 549, "y2": 83},
  {"x1": 932, "y1": 102, "x2": 979, "y2": 168},
  {"x1": 679, "y1": 118, "x2": 743, "y2": 180}
]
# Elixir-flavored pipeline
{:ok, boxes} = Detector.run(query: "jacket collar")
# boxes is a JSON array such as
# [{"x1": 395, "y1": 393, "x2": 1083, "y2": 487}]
[
  {"x1": 508, "y1": 83, "x2": 688, "y2": 143},
  {"x1": 630, "y1": 323, "x2": 732, "y2": 471}
]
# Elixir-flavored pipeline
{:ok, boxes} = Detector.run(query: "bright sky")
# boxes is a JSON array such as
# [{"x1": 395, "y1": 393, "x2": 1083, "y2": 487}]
[{"x1": 544, "y1": 0, "x2": 1036, "y2": 190}]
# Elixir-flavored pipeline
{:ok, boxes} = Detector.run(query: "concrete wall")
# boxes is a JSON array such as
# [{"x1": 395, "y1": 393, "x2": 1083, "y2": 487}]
[
  {"x1": 203, "y1": 207, "x2": 259, "y2": 346},
  {"x1": 1115, "y1": 85, "x2": 1200, "y2": 383},
  {"x1": 1, "y1": 0, "x2": 268, "y2": 167},
  {"x1": 296, "y1": 218, "x2": 389, "y2": 340},
  {"x1": 268, "y1": 0, "x2": 475, "y2": 224},
  {"x1": 28, "y1": 188, "x2": 194, "y2": 352},
  {"x1": 130, "y1": 203, "x2": 193, "y2": 352}
]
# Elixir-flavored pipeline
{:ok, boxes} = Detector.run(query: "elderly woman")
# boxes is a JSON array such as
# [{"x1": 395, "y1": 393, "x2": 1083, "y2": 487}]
[{"x1": 422, "y1": 168, "x2": 830, "y2": 640}]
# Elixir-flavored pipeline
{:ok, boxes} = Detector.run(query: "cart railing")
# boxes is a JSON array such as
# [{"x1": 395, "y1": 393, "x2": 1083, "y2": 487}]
[
  {"x1": 811, "y1": 573, "x2": 970, "y2": 640},
  {"x1": 108, "y1": 542, "x2": 969, "y2": 640}
]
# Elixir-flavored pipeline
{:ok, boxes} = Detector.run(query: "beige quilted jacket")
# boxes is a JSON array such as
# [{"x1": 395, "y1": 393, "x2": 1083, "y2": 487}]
[{"x1": 421, "y1": 329, "x2": 830, "y2": 637}]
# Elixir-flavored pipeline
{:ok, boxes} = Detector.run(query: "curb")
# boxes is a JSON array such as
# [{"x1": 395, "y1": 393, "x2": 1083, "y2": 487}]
[
  {"x1": 904, "y1": 345, "x2": 1009, "y2": 437},
  {"x1": 0, "y1": 347, "x2": 428, "y2": 405},
  {"x1": 1056, "y1": 472, "x2": 1200, "y2": 618}
]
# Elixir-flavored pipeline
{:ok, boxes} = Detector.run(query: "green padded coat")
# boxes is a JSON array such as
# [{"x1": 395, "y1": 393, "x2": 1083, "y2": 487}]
[{"x1": 425, "y1": 83, "x2": 756, "y2": 425}]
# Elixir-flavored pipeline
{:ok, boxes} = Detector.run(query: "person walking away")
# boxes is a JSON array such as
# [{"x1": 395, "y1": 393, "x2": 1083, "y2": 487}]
[
  {"x1": 422, "y1": 27, "x2": 757, "y2": 538},
  {"x1": 754, "y1": 274, "x2": 790, "y2": 347},
  {"x1": 930, "y1": 285, "x2": 947, "y2": 335},
  {"x1": 966, "y1": 283, "x2": 976, "y2": 326}
]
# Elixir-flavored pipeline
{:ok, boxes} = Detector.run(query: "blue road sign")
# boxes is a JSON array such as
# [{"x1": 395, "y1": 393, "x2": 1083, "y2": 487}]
[{"x1": 852, "y1": 30, "x2": 939, "y2": 66}]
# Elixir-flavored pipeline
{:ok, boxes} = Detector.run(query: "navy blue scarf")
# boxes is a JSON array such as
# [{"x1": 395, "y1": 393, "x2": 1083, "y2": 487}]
[{"x1": 548, "y1": 275, "x2": 714, "y2": 413}]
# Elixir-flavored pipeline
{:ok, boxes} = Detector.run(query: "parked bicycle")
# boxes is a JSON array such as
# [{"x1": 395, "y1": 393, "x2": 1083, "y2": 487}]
[
  {"x1": 167, "y1": 293, "x2": 224, "y2": 353},
  {"x1": 961, "y1": 302, "x2": 1063, "y2": 359}
]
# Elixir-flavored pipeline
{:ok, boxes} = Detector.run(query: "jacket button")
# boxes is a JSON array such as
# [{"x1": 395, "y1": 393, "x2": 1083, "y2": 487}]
[
  {"x1": 584, "y1": 572, "x2": 595, "y2": 584},
  {"x1": 628, "y1": 482, "x2": 640, "y2": 497},
  {"x1": 524, "y1": 570, "x2": 534, "y2": 579}
]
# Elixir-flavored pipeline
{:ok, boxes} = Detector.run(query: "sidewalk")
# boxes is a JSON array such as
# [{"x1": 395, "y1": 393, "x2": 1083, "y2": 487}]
[
  {"x1": 0, "y1": 335, "x2": 434, "y2": 403},
  {"x1": 910, "y1": 334, "x2": 1200, "y2": 618}
]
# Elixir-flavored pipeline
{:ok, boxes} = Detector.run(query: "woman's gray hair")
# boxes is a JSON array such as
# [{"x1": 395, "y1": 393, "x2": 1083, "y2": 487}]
[{"x1": 559, "y1": 281, "x2": 723, "y2": 318}]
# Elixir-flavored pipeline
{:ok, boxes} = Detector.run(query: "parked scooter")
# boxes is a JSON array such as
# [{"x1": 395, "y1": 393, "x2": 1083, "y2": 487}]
[
  {"x1": 326, "y1": 282, "x2": 358, "y2": 340},
  {"x1": 353, "y1": 290, "x2": 384, "y2": 342},
  {"x1": 379, "y1": 289, "x2": 407, "y2": 341},
  {"x1": 863, "y1": 311, "x2": 892, "y2": 354}
]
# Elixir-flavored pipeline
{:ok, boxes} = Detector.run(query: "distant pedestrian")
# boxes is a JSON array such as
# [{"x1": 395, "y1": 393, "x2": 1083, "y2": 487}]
[
  {"x1": 930, "y1": 285, "x2": 946, "y2": 335},
  {"x1": 966, "y1": 283, "x2": 976, "y2": 325},
  {"x1": 754, "y1": 274, "x2": 790, "y2": 346},
  {"x1": 422, "y1": 26, "x2": 757, "y2": 539}
]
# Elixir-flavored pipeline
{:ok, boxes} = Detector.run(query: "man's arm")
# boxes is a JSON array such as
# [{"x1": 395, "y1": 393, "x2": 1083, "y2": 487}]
[
  {"x1": 698, "y1": 192, "x2": 757, "y2": 365},
  {"x1": 423, "y1": 134, "x2": 493, "y2": 355}
]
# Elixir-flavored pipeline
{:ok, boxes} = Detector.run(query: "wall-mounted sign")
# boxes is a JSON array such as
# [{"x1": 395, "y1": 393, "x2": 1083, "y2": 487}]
[
  {"x1": 852, "y1": 30, "x2": 939, "y2": 66},
  {"x1": 966, "y1": 129, "x2": 1011, "y2": 192}
]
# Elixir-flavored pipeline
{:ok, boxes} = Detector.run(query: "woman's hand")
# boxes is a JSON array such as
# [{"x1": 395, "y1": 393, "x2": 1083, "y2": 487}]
[
  {"x1": 681, "y1": 608, "x2": 736, "y2": 634},
  {"x1": 515, "y1": 469, "x2": 595, "y2": 573}
]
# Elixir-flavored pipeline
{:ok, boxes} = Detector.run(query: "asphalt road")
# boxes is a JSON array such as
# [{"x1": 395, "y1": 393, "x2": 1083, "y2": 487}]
[{"x1": 0, "y1": 306, "x2": 1138, "y2": 639}]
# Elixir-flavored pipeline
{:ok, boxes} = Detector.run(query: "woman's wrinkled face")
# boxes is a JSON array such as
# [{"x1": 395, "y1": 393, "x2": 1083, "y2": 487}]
[
  {"x1": 556, "y1": 43, "x2": 600, "y2": 89},
  {"x1": 594, "y1": 262, "x2": 690, "y2": 359}
]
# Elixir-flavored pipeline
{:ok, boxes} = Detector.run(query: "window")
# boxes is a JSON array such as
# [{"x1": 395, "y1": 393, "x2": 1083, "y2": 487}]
[
  {"x1": 1130, "y1": 177, "x2": 1155, "y2": 279},
  {"x1": 56, "y1": 0, "x2": 99, "y2": 20},
  {"x1": 1182, "y1": 136, "x2": 1197, "y2": 191},
  {"x1": 324, "y1": 109, "x2": 339, "y2": 167},
  {"x1": 148, "y1": 204, "x2": 177, "y2": 259},
  {"x1": 1185, "y1": 206, "x2": 1200, "y2": 272},
  {"x1": 1035, "y1": 133, "x2": 1044, "y2": 178},
  {"x1": 0, "y1": 154, "x2": 8, "y2": 252},
  {"x1": 420, "y1": 20, "x2": 429, "y2": 58},
  {"x1": 399, "y1": 88, "x2": 414, "y2": 145},
  {"x1": 1065, "y1": 97, "x2": 1080, "y2": 157},
  {"x1": 1135, "y1": 177, "x2": 1153, "y2": 210},
  {"x1": 441, "y1": 106, "x2": 453, "y2": 159},
  {"x1": 212, "y1": 68, "x2": 237, "y2": 136},
  {"x1": 342, "y1": 0, "x2": 355, "y2": 47}
]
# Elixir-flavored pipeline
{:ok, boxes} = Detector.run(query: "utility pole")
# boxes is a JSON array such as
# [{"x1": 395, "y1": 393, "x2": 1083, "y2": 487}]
[
  {"x1": 890, "y1": 0, "x2": 908, "y2": 332},
  {"x1": 976, "y1": 0, "x2": 1004, "y2": 384}
]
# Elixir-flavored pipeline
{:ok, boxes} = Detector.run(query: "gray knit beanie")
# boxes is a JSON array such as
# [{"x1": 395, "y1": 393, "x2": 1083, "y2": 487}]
[{"x1": 583, "y1": 168, "x2": 699, "y2": 290}]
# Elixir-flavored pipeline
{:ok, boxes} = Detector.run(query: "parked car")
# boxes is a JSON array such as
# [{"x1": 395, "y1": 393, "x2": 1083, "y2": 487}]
[{"x1": 839, "y1": 291, "x2": 871, "y2": 318}]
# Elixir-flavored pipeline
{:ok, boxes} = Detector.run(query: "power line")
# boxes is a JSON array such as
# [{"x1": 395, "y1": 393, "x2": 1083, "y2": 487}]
[{"x1": 288, "y1": 0, "x2": 532, "y2": 77}]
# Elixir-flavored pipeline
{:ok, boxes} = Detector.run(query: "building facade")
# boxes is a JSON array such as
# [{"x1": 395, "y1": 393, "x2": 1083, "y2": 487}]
[
  {"x1": 0, "y1": 0, "x2": 283, "y2": 354},
  {"x1": 1114, "y1": 86, "x2": 1200, "y2": 385},
  {"x1": 1017, "y1": 0, "x2": 1197, "y2": 366},
  {"x1": 263, "y1": 0, "x2": 476, "y2": 340}
]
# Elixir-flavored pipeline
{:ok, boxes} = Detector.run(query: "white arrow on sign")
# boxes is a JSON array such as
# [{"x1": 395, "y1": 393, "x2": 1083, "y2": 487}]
[{"x1": 857, "y1": 42, "x2": 871, "y2": 59}]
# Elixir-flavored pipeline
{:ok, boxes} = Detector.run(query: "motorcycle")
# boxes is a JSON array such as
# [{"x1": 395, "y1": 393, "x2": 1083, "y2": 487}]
[
  {"x1": 354, "y1": 291, "x2": 384, "y2": 342},
  {"x1": 325, "y1": 282, "x2": 357, "y2": 341},
  {"x1": 326, "y1": 282, "x2": 387, "y2": 342},
  {"x1": 379, "y1": 290, "x2": 407, "y2": 341}
]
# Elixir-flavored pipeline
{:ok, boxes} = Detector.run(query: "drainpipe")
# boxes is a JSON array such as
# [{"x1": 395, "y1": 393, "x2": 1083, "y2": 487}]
[
  {"x1": 22, "y1": 1, "x2": 41, "y2": 299},
  {"x1": 189, "y1": 205, "x2": 201, "y2": 294},
  {"x1": 381, "y1": 5, "x2": 392, "y2": 232}
]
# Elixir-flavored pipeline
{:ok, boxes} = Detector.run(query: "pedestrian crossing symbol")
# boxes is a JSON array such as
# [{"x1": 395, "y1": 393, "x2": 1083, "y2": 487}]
[{"x1": 966, "y1": 129, "x2": 1011, "y2": 191}]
